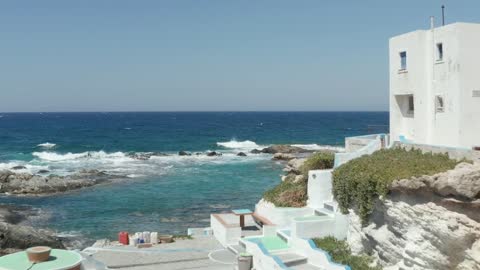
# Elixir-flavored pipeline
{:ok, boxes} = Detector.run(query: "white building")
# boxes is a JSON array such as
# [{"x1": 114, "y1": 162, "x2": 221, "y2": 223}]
[{"x1": 389, "y1": 22, "x2": 480, "y2": 149}]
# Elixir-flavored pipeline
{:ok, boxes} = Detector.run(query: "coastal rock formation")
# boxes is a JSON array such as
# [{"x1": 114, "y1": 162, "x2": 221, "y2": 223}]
[
  {"x1": 237, "y1": 152, "x2": 247, "y2": 157},
  {"x1": 348, "y1": 163, "x2": 480, "y2": 270},
  {"x1": 283, "y1": 158, "x2": 306, "y2": 175},
  {"x1": 0, "y1": 169, "x2": 123, "y2": 195},
  {"x1": 391, "y1": 162, "x2": 480, "y2": 199},
  {"x1": 261, "y1": 145, "x2": 310, "y2": 154},
  {"x1": 272, "y1": 153, "x2": 295, "y2": 161},
  {"x1": 0, "y1": 205, "x2": 64, "y2": 255},
  {"x1": 178, "y1": 151, "x2": 191, "y2": 156}
]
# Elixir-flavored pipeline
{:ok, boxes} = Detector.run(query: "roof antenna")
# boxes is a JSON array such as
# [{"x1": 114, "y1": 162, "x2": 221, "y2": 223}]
[{"x1": 441, "y1": 5, "x2": 445, "y2": 26}]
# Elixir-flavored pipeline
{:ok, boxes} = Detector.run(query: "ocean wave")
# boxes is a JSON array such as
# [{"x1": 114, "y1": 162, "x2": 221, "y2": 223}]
[
  {"x1": 37, "y1": 142, "x2": 56, "y2": 149},
  {"x1": 25, "y1": 149, "x2": 269, "y2": 178},
  {"x1": 32, "y1": 151, "x2": 127, "y2": 161},
  {"x1": 291, "y1": 144, "x2": 345, "y2": 152},
  {"x1": 217, "y1": 139, "x2": 263, "y2": 150},
  {"x1": 0, "y1": 162, "x2": 49, "y2": 174}
]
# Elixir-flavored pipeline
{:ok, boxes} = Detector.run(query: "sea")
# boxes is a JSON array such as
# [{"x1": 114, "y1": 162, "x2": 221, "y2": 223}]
[{"x1": 0, "y1": 112, "x2": 388, "y2": 245}]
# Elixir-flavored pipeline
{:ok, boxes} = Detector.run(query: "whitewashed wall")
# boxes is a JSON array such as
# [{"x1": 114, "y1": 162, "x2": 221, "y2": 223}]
[
  {"x1": 390, "y1": 22, "x2": 480, "y2": 149},
  {"x1": 210, "y1": 214, "x2": 241, "y2": 247}
]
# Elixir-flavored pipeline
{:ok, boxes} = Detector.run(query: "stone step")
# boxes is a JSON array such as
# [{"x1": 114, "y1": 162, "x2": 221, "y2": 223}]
[
  {"x1": 290, "y1": 263, "x2": 323, "y2": 270},
  {"x1": 276, "y1": 229, "x2": 291, "y2": 243},
  {"x1": 227, "y1": 243, "x2": 245, "y2": 255},
  {"x1": 323, "y1": 201, "x2": 337, "y2": 212},
  {"x1": 314, "y1": 207, "x2": 334, "y2": 217},
  {"x1": 274, "y1": 252, "x2": 308, "y2": 267}
]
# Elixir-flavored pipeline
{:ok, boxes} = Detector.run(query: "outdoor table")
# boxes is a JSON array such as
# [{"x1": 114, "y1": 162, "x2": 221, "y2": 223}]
[
  {"x1": 0, "y1": 249, "x2": 82, "y2": 270},
  {"x1": 232, "y1": 209, "x2": 253, "y2": 228}
]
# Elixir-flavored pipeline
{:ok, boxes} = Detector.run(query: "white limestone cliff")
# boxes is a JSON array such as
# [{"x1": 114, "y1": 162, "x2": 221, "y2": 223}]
[{"x1": 347, "y1": 163, "x2": 480, "y2": 270}]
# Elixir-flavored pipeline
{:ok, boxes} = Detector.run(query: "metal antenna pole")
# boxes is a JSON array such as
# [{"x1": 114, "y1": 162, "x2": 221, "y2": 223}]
[{"x1": 441, "y1": 5, "x2": 445, "y2": 26}]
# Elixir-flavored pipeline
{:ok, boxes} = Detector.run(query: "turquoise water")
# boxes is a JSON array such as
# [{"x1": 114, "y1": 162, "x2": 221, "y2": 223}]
[{"x1": 0, "y1": 112, "x2": 388, "y2": 242}]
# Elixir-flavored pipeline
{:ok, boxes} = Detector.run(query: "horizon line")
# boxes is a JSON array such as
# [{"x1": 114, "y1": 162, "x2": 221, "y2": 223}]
[{"x1": 0, "y1": 110, "x2": 389, "y2": 114}]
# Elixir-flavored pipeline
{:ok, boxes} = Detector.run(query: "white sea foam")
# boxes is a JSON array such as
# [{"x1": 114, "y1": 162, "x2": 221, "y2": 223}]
[
  {"x1": 291, "y1": 144, "x2": 345, "y2": 152},
  {"x1": 0, "y1": 162, "x2": 49, "y2": 174},
  {"x1": 32, "y1": 151, "x2": 127, "y2": 161},
  {"x1": 217, "y1": 140, "x2": 263, "y2": 150},
  {"x1": 37, "y1": 142, "x2": 56, "y2": 149},
  {"x1": 27, "y1": 149, "x2": 269, "y2": 178}
]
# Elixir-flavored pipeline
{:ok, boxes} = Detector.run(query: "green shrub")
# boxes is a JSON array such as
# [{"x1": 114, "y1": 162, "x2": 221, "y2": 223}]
[
  {"x1": 332, "y1": 148, "x2": 462, "y2": 224},
  {"x1": 263, "y1": 175, "x2": 307, "y2": 207},
  {"x1": 313, "y1": 236, "x2": 381, "y2": 270},
  {"x1": 300, "y1": 152, "x2": 335, "y2": 176}
]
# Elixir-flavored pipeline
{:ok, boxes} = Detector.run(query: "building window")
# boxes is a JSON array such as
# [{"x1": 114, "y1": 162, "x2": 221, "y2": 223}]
[
  {"x1": 408, "y1": 95, "x2": 414, "y2": 114},
  {"x1": 436, "y1": 43, "x2": 443, "y2": 61},
  {"x1": 435, "y1": 95, "x2": 444, "y2": 113},
  {"x1": 399, "y1": 51, "x2": 407, "y2": 70}
]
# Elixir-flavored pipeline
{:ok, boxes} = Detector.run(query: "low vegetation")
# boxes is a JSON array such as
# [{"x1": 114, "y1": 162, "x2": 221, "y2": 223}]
[
  {"x1": 263, "y1": 175, "x2": 308, "y2": 207},
  {"x1": 332, "y1": 147, "x2": 462, "y2": 224},
  {"x1": 300, "y1": 152, "x2": 335, "y2": 177},
  {"x1": 314, "y1": 236, "x2": 381, "y2": 270},
  {"x1": 264, "y1": 152, "x2": 335, "y2": 207}
]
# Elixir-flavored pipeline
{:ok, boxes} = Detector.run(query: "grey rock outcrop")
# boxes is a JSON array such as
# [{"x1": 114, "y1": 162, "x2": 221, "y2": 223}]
[
  {"x1": 261, "y1": 145, "x2": 310, "y2": 154},
  {"x1": 0, "y1": 205, "x2": 64, "y2": 255},
  {"x1": 391, "y1": 162, "x2": 480, "y2": 200},
  {"x1": 237, "y1": 152, "x2": 247, "y2": 157},
  {"x1": 272, "y1": 153, "x2": 295, "y2": 161},
  {"x1": 0, "y1": 169, "x2": 123, "y2": 195},
  {"x1": 178, "y1": 151, "x2": 191, "y2": 156}
]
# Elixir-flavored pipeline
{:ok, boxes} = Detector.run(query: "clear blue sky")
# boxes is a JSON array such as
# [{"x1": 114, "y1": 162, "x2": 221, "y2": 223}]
[{"x1": 1, "y1": 1, "x2": 478, "y2": 112}]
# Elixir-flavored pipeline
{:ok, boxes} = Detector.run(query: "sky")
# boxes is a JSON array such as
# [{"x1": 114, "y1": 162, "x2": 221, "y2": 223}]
[{"x1": 1, "y1": 1, "x2": 479, "y2": 112}]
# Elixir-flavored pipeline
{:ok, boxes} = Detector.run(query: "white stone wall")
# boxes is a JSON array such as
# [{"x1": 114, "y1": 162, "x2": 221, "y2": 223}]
[
  {"x1": 389, "y1": 22, "x2": 480, "y2": 149},
  {"x1": 307, "y1": 169, "x2": 333, "y2": 209}
]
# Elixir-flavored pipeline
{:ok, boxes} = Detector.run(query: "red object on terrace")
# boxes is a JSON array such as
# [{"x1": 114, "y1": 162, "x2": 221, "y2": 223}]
[{"x1": 118, "y1": 232, "x2": 129, "y2": 245}]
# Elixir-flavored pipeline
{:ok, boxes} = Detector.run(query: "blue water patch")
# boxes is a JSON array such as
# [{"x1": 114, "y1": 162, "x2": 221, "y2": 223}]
[{"x1": 0, "y1": 112, "x2": 388, "y2": 243}]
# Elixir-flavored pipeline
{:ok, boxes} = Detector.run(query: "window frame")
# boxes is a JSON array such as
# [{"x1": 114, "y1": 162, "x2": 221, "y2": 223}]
[
  {"x1": 407, "y1": 95, "x2": 414, "y2": 115},
  {"x1": 399, "y1": 51, "x2": 407, "y2": 70},
  {"x1": 435, "y1": 95, "x2": 445, "y2": 113},
  {"x1": 436, "y1": 43, "x2": 444, "y2": 62}
]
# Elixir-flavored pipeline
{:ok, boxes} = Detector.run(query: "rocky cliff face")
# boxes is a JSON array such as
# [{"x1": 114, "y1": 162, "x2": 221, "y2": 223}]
[{"x1": 348, "y1": 163, "x2": 480, "y2": 270}]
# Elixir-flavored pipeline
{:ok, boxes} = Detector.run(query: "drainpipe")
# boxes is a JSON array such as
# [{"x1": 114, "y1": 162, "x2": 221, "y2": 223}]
[{"x1": 428, "y1": 16, "x2": 436, "y2": 144}]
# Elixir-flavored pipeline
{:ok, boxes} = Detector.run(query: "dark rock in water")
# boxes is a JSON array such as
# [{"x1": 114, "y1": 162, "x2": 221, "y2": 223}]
[
  {"x1": 11, "y1": 166, "x2": 26, "y2": 170},
  {"x1": 195, "y1": 152, "x2": 202, "y2": 155},
  {"x1": 261, "y1": 145, "x2": 309, "y2": 154},
  {"x1": 178, "y1": 151, "x2": 191, "y2": 156},
  {"x1": 207, "y1": 151, "x2": 222, "y2": 157},
  {"x1": 37, "y1": 169, "x2": 50, "y2": 174},
  {"x1": 250, "y1": 149, "x2": 262, "y2": 154},
  {"x1": 237, "y1": 152, "x2": 247, "y2": 157}
]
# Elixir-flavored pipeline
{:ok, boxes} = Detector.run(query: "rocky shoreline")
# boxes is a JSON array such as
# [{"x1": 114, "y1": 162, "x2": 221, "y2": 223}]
[
  {"x1": 0, "y1": 169, "x2": 125, "y2": 195},
  {"x1": 0, "y1": 144, "x2": 327, "y2": 196},
  {"x1": 0, "y1": 204, "x2": 64, "y2": 255}
]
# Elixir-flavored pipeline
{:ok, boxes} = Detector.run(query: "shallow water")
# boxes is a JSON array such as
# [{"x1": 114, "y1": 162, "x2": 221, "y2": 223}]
[{"x1": 0, "y1": 112, "x2": 388, "y2": 242}]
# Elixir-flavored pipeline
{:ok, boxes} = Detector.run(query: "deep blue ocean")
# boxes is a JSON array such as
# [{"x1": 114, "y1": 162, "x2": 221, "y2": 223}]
[{"x1": 0, "y1": 112, "x2": 388, "y2": 244}]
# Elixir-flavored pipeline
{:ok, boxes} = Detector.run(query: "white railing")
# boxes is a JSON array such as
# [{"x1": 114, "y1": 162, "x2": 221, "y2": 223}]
[{"x1": 334, "y1": 134, "x2": 386, "y2": 168}]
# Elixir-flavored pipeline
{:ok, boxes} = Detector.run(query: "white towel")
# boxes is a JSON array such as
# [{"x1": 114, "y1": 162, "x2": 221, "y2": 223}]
[{"x1": 150, "y1": 232, "x2": 158, "y2": 244}]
